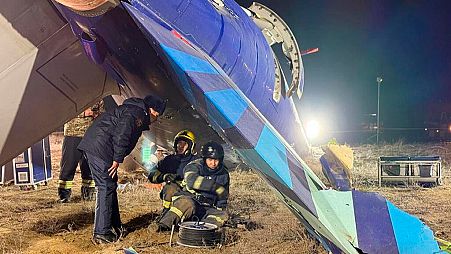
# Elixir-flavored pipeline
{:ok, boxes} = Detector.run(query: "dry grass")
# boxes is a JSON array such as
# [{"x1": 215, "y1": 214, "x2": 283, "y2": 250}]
[
  {"x1": 0, "y1": 134, "x2": 449, "y2": 253},
  {"x1": 350, "y1": 140, "x2": 451, "y2": 186},
  {"x1": 351, "y1": 141, "x2": 451, "y2": 240}
]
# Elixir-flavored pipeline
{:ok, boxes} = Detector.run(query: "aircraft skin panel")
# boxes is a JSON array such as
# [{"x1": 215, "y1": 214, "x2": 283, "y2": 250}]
[
  {"x1": 284, "y1": 186, "x2": 359, "y2": 253},
  {"x1": 320, "y1": 156, "x2": 352, "y2": 191},
  {"x1": 254, "y1": 126, "x2": 293, "y2": 188},
  {"x1": 204, "y1": 89, "x2": 248, "y2": 126},
  {"x1": 352, "y1": 190, "x2": 439, "y2": 253},
  {"x1": 144, "y1": 0, "x2": 248, "y2": 82},
  {"x1": 287, "y1": 153, "x2": 316, "y2": 196},
  {"x1": 159, "y1": 45, "x2": 218, "y2": 74},
  {"x1": 0, "y1": 0, "x2": 66, "y2": 71},
  {"x1": 301, "y1": 172, "x2": 359, "y2": 253},
  {"x1": 0, "y1": 0, "x2": 117, "y2": 165},
  {"x1": 386, "y1": 201, "x2": 440, "y2": 254},
  {"x1": 312, "y1": 190, "x2": 359, "y2": 248},
  {"x1": 286, "y1": 157, "x2": 321, "y2": 218},
  {"x1": 237, "y1": 149, "x2": 317, "y2": 216},
  {"x1": 128, "y1": 0, "x2": 310, "y2": 157},
  {"x1": 161, "y1": 46, "x2": 198, "y2": 108},
  {"x1": 205, "y1": 97, "x2": 233, "y2": 130},
  {"x1": 189, "y1": 72, "x2": 235, "y2": 93},
  {"x1": 223, "y1": 108, "x2": 265, "y2": 149},
  {"x1": 173, "y1": 1, "x2": 238, "y2": 66},
  {"x1": 353, "y1": 190, "x2": 400, "y2": 253},
  {"x1": 204, "y1": 90, "x2": 246, "y2": 130}
]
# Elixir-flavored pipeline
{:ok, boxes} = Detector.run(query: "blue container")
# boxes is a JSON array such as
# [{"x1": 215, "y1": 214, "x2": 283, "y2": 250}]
[{"x1": 13, "y1": 137, "x2": 52, "y2": 186}]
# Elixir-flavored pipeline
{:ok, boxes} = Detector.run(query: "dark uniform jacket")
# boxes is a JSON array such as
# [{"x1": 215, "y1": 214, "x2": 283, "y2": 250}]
[
  {"x1": 183, "y1": 159, "x2": 230, "y2": 209},
  {"x1": 78, "y1": 98, "x2": 150, "y2": 163},
  {"x1": 148, "y1": 153, "x2": 198, "y2": 184}
]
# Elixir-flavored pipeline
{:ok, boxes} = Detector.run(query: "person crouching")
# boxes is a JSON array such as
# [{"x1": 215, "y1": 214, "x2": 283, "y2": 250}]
[
  {"x1": 157, "y1": 141, "x2": 230, "y2": 231},
  {"x1": 148, "y1": 130, "x2": 198, "y2": 217}
]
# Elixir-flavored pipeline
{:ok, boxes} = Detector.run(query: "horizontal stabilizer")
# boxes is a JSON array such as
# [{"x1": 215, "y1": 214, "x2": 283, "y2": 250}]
[{"x1": 0, "y1": 0, "x2": 118, "y2": 165}]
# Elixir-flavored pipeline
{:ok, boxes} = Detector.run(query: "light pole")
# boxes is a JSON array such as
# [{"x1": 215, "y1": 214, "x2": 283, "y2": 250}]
[{"x1": 376, "y1": 76, "x2": 383, "y2": 144}]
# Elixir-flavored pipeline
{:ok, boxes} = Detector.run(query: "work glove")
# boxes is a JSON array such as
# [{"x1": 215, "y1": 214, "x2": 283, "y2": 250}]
[
  {"x1": 214, "y1": 184, "x2": 228, "y2": 200},
  {"x1": 163, "y1": 173, "x2": 177, "y2": 182}
]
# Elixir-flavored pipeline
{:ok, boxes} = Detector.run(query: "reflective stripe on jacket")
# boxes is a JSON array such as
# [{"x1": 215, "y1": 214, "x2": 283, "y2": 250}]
[{"x1": 183, "y1": 158, "x2": 229, "y2": 208}]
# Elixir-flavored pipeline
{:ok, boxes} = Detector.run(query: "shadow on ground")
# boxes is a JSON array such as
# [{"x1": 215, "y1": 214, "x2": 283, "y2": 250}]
[
  {"x1": 124, "y1": 212, "x2": 159, "y2": 234},
  {"x1": 31, "y1": 210, "x2": 94, "y2": 236}
]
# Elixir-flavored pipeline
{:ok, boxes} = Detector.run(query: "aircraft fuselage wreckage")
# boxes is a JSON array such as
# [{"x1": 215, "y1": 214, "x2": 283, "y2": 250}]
[{"x1": 0, "y1": 1, "x2": 448, "y2": 253}]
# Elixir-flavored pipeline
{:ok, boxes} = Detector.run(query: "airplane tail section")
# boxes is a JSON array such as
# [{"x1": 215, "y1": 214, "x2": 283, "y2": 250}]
[
  {"x1": 122, "y1": 1, "x2": 446, "y2": 253},
  {"x1": 308, "y1": 188, "x2": 441, "y2": 253},
  {"x1": 0, "y1": 0, "x2": 119, "y2": 165}
]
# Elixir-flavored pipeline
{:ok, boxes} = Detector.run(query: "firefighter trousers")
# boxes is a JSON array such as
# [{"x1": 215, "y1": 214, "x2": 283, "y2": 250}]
[
  {"x1": 158, "y1": 195, "x2": 228, "y2": 228},
  {"x1": 160, "y1": 183, "x2": 181, "y2": 209},
  {"x1": 85, "y1": 153, "x2": 121, "y2": 236},
  {"x1": 58, "y1": 136, "x2": 94, "y2": 190}
]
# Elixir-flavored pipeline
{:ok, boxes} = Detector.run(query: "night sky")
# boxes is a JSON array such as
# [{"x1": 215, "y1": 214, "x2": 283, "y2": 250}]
[{"x1": 236, "y1": 0, "x2": 451, "y2": 141}]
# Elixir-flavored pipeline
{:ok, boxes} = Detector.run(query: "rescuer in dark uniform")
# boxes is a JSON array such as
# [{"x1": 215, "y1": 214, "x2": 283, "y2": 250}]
[
  {"x1": 148, "y1": 130, "x2": 198, "y2": 217},
  {"x1": 78, "y1": 94, "x2": 166, "y2": 244},
  {"x1": 157, "y1": 141, "x2": 230, "y2": 231}
]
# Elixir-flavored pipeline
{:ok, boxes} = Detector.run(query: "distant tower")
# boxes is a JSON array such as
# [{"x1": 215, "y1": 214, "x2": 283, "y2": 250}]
[{"x1": 376, "y1": 76, "x2": 383, "y2": 144}]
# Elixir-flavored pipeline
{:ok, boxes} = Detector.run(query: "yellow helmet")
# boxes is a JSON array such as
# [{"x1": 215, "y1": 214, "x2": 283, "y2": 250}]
[{"x1": 173, "y1": 129, "x2": 196, "y2": 155}]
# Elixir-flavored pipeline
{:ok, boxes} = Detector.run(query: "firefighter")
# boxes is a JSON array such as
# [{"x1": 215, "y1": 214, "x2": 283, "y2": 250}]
[
  {"x1": 148, "y1": 130, "x2": 198, "y2": 217},
  {"x1": 58, "y1": 101, "x2": 104, "y2": 203},
  {"x1": 78, "y1": 94, "x2": 166, "y2": 244},
  {"x1": 157, "y1": 141, "x2": 230, "y2": 231}
]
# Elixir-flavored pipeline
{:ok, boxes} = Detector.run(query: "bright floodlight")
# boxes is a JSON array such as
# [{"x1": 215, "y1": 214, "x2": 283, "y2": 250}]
[{"x1": 306, "y1": 120, "x2": 320, "y2": 140}]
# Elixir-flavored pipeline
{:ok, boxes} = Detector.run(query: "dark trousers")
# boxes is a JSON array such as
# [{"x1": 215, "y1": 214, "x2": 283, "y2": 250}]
[
  {"x1": 59, "y1": 136, "x2": 92, "y2": 183},
  {"x1": 160, "y1": 183, "x2": 181, "y2": 208},
  {"x1": 159, "y1": 195, "x2": 229, "y2": 228},
  {"x1": 85, "y1": 153, "x2": 121, "y2": 235}
]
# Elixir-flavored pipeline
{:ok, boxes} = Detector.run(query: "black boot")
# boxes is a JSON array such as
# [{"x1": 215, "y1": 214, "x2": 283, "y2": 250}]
[
  {"x1": 92, "y1": 232, "x2": 118, "y2": 244},
  {"x1": 156, "y1": 223, "x2": 172, "y2": 232},
  {"x1": 157, "y1": 210, "x2": 180, "y2": 232},
  {"x1": 81, "y1": 186, "x2": 96, "y2": 201},
  {"x1": 155, "y1": 207, "x2": 170, "y2": 223},
  {"x1": 58, "y1": 188, "x2": 71, "y2": 203}
]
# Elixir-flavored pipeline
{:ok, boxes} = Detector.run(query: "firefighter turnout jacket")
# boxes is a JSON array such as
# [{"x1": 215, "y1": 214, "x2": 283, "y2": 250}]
[
  {"x1": 148, "y1": 153, "x2": 198, "y2": 185},
  {"x1": 183, "y1": 158, "x2": 230, "y2": 209}
]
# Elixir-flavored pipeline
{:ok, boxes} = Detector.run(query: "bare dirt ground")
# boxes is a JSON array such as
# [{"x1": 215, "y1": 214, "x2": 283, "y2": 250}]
[{"x1": 0, "y1": 134, "x2": 449, "y2": 254}]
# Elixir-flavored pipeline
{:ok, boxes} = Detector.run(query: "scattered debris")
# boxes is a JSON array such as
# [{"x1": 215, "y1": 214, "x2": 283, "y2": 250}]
[{"x1": 123, "y1": 247, "x2": 138, "y2": 254}]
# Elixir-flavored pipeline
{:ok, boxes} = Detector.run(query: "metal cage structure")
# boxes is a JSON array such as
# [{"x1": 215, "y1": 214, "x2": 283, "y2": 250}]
[{"x1": 378, "y1": 156, "x2": 442, "y2": 186}]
